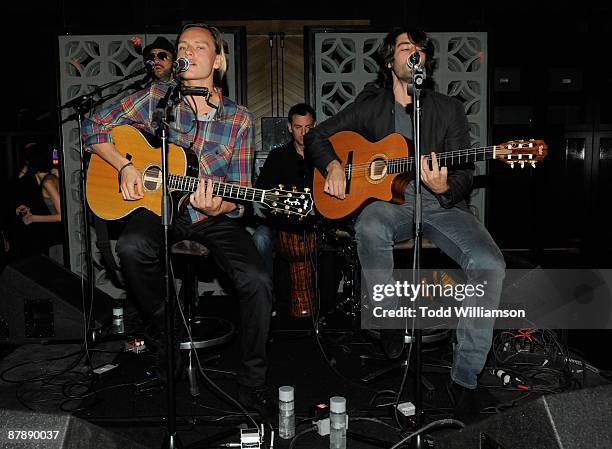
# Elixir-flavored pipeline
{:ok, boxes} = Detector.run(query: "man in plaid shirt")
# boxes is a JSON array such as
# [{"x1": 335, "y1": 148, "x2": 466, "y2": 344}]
[{"x1": 82, "y1": 23, "x2": 274, "y2": 420}]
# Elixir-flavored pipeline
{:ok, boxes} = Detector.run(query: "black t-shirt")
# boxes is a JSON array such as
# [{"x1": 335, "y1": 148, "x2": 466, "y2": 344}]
[{"x1": 255, "y1": 141, "x2": 312, "y2": 191}]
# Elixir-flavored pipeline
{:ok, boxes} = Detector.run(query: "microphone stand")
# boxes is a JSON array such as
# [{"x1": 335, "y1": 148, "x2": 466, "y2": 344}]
[
  {"x1": 60, "y1": 66, "x2": 150, "y2": 124},
  {"x1": 151, "y1": 80, "x2": 183, "y2": 449},
  {"x1": 154, "y1": 81, "x2": 211, "y2": 449},
  {"x1": 407, "y1": 63, "x2": 426, "y2": 449},
  {"x1": 56, "y1": 67, "x2": 151, "y2": 349}
]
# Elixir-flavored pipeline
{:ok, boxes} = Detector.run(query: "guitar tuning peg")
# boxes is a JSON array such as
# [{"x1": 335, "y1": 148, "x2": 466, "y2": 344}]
[
  {"x1": 292, "y1": 186, "x2": 297, "y2": 192},
  {"x1": 520, "y1": 161, "x2": 525, "y2": 168},
  {"x1": 530, "y1": 162, "x2": 536, "y2": 168},
  {"x1": 272, "y1": 202, "x2": 277, "y2": 207},
  {"x1": 509, "y1": 162, "x2": 515, "y2": 169},
  {"x1": 278, "y1": 184, "x2": 284, "y2": 189},
  {"x1": 304, "y1": 188, "x2": 310, "y2": 193}
]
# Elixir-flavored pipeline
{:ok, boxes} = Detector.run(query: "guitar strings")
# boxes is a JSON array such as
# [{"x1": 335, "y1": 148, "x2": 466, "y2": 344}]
[
  {"x1": 168, "y1": 173, "x2": 309, "y2": 216},
  {"x1": 341, "y1": 146, "x2": 497, "y2": 174}
]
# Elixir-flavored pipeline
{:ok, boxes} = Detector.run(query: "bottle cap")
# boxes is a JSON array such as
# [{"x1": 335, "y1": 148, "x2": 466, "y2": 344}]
[
  {"x1": 278, "y1": 386, "x2": 294, "y2": 401},
  {"x1": 330, "y1": 396, "x2": 346, "y2": 413}
]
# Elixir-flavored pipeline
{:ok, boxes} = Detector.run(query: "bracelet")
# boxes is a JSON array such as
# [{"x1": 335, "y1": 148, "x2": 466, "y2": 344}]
[{"x1": 118, "y1": 161, "x2": 133, "y2": 180}]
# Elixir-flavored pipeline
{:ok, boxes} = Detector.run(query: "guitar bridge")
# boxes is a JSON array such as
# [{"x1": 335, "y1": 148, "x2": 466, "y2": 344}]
[{"x1": 345, "y1": 151, "x2": 353, "y2": 194}]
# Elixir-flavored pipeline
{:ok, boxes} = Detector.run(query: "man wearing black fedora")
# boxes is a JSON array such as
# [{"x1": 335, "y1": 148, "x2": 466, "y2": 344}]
[{"x1": 143, "y1": 36, "x2": 175, "y2": 82}]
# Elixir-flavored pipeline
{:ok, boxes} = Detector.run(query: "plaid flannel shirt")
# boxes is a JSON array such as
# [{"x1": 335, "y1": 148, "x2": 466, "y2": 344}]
[{"x1": 81, "y1": 80, "x2": 255, "y2": 223}]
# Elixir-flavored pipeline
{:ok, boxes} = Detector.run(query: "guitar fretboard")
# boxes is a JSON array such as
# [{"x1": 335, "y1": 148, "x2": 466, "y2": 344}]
[
  {"x1": 168, "y1": 174, "x2": 266, "y2": 202},
  {"x1": 385, "y1": 146, "x2": 496, "y2": 174}
]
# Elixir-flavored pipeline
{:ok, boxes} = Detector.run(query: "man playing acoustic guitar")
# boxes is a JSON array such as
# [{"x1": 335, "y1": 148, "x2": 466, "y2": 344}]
[
  {"x1": 82, "y1": 23, "x2": 275, "y2": 421},
  {"x1": 305, "y1": 28, "x2": 506, "y2": 423}
]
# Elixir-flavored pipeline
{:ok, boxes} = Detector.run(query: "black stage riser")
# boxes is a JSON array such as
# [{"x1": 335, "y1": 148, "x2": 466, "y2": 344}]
[
  {"x1": 0, "y1": 255, "x2": 113, "y2": 344},
  {"x1": 0, "y1": 409, "x2": 150, "y2": 449},
  {"x1": 435, "y1": 384, "x2": 612, "y2": 449}
]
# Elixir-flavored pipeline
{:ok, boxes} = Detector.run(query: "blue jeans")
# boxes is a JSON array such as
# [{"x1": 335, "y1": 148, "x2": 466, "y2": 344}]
[
  {"x1": 252, "y1": 225, "x2": 275, "y2": 277},
  {"x1": 355, "y1": 183, "x2": 505, "y2": 388}
]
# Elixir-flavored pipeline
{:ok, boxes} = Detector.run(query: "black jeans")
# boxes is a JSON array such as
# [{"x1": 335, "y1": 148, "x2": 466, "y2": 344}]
[{"x1": 116, "y1": 209, "x2": 273, "y2": 387}]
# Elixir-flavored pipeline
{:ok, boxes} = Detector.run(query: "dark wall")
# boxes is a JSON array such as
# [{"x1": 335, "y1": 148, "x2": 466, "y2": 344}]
[
  {"x1": 2, "y1": 3, "x2": 611, "y2": 258},
  {"x1": 3, "y1": 3, "x2": 609, "y2": 132}
]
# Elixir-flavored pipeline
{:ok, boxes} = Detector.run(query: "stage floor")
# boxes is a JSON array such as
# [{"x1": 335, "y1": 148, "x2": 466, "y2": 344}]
[{"x1": 1, "y1": 249, "x2": 611, "y2": 448}]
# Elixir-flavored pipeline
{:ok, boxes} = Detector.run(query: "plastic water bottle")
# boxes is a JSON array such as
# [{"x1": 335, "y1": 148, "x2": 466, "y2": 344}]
[
  {"x1": 278, "y1": 386, "x2": 295, "y2": 439},
  {"x1": 330, "y1": 396, "x2": 346, "y2": 449},
  {"x1": 112, "y1": 306, "x2": 125, "y2": 334}
]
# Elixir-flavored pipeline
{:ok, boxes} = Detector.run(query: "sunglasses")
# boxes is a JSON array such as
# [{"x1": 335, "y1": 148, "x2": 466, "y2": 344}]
[{"x1": 146, "y1": 51, "x2": 170, "y2": 61}]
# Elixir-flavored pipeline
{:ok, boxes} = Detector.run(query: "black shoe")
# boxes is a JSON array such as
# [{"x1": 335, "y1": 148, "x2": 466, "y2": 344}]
[
  {"x1": 238, "y1": 384, "x2": 278, "y2": 424},
  {"x1": 380, "y1": 329, "x2": 404, "y2": 359},
  {"x1": 447, "y1": 381, "x2": 497, "y2": 425}
]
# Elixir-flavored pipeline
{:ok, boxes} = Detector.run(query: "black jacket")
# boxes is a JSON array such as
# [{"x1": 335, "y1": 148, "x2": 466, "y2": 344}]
[
  {"x1": 255, "y1": 141, "x2": 314, "y2": 228},
  {"x1": 304, "y1": 83, "x2": 474, "y2": 209}
]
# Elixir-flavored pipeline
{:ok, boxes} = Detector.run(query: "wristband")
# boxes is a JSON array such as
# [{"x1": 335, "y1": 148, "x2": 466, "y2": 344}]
[{"x1": 118, "y1": 161, "x2": 133, "y2": 182}]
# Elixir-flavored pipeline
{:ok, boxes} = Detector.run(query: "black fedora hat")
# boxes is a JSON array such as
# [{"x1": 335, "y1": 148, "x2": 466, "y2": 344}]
[{"x1": 143, "y1": 37, "x2": 175, "y2": 59}]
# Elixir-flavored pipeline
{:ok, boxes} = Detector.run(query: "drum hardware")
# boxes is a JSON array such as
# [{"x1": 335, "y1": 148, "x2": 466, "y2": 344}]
[{"x1": 316, "y1": 222, "x2": 362, "y2": 320}]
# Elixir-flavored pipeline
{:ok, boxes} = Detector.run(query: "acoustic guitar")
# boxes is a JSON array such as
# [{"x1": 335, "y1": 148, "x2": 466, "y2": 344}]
[
  {"x1": 312, "y1": 131, "x2": 548, "y2": 219},
  {"x1": 86, "y1": 125, "x2": 313, "y2": 220}
]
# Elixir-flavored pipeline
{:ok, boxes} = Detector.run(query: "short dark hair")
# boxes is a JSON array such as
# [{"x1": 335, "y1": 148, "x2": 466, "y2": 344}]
[
  {"x1": 287, "y1": 103, "x2": 316, "y2": 124},
  {"x1": 375, "y1": 28, "x2": 435, "y2": 87}
]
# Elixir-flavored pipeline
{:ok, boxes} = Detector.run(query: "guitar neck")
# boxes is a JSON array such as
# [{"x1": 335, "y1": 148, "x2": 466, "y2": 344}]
[
  {"x1": 387, "y1": 145, "x2": 496, "y2": 173},
  {"x1": 168, "y1": 174, "x2": 265, "y2": 203}
]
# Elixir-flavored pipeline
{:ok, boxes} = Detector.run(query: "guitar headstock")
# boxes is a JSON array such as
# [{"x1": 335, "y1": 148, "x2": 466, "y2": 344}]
[
  {"x1": 262, "y1": 185, "x2": 314, "y2": 218},
  {"x1": 495, "y1": 139, "x2": 548, "y2": 168}
]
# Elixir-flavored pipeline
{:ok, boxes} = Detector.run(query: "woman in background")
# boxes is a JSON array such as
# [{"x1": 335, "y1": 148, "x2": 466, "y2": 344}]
[{"x1": 14, "y1": 143, "x2": 63, "y2": 264}]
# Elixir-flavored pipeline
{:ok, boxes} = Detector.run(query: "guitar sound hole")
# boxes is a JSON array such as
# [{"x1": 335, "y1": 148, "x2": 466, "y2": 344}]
[
  {"x1": 143, "y1": 166, "x2": 162, "y2": 191},
  {"x1": 369, "y1": 159, "x2": 388, "y2": 180}
]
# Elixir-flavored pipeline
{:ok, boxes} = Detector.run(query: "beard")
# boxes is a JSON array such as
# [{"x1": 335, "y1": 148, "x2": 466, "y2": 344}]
[{"x1": 391, "y1": 59, "x2": 414, "y2": 83}]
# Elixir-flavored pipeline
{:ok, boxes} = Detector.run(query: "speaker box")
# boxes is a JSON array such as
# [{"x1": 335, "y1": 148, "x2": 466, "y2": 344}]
[
  {"x1": 260, "y1": 116, "x2": 288, "y2": 153},
  {"x1": 0, "y1": 409, "x2": 150, "y2": 448},
  {"x1": 0, "y1": 255, "x2": 114, "y2": 344},
  {"x1": 435, "y1": 384, "x2": 612, "y2": 449}
]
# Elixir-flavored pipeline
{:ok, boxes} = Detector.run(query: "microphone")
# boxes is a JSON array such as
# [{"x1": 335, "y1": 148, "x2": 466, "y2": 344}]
[
  {"x1": 407, "y1": 51, "x2": 421, "y2": 70},
  {"x1": 173, "y1": 57, "x2": 190, "y2": 73}
]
